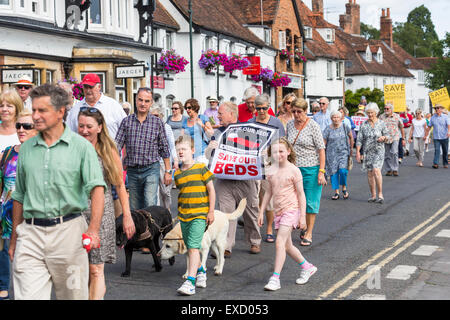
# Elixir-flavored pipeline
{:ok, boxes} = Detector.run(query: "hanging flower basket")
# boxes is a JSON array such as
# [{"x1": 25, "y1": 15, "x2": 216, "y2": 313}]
[
  {"x1": 250, "y1": 67, "x2": 291, "y2": 88},
  {"x1": 59, "y1": 77, "x2": 84, "y2": 100},
  {"x1": 158, "y1": 49, "x2": 189, "y2": 74},
  {"x1": 294, "y1": 53, "x2": 307, "y2": 63},
  {"x1": 223, "y1": 53, "x2": 250, "y2": 73},
  {"x1": 279, "y1": 49, "x2": 291, "y2": 60},
  {"x1": 270, "y1": 72, "x2": 292, "y2": 88},
  {"x1": 250, "y1": 67, "x2": 274, "y2": 83},
  {"x1": 199, "y1": 49, "x2": 228, "y2": 73}
]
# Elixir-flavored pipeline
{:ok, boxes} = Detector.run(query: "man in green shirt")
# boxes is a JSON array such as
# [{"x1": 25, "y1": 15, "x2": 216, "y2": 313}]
[{"x1": 8, "y1": 84, "x2": 106, "y2": 300}]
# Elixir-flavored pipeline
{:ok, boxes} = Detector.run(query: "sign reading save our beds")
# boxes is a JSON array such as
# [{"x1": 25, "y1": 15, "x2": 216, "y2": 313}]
[{"x1": 209, "y1": 122, "x2": 278, "y2": 180}]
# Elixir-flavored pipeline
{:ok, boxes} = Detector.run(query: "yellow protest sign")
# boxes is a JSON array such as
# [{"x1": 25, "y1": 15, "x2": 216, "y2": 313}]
[
  {"x1": 429, "y1": 87, "x2": 450, "y2": 110},
  {"x1": 384, "y1": 84, "x2": 407, "y2": 112}
]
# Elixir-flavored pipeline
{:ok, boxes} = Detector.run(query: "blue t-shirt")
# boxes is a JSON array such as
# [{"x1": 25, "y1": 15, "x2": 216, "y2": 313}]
[{"x1": 182, "y1": 115, "x2": 209, "y2": 158}]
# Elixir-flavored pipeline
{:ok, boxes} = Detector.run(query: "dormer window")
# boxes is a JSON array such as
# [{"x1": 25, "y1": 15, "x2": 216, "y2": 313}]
[
  {"x1": 304, "y1": 26, "x2": 313, "y2": 40},
  {"x1": 365, "y1": 46, "x2": 372, "y2": 62},
  {"x1": 377, "y1": 48, "x2": 383, "y2": 64},
  {"x1": 325, "y1": 29, "x2": 335, "y2": 42}
]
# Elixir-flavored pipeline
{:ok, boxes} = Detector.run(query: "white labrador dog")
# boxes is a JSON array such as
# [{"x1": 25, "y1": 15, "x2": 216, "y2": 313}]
[{"x1": 159, "y1": 198, "x2": 246, "y2": 278}]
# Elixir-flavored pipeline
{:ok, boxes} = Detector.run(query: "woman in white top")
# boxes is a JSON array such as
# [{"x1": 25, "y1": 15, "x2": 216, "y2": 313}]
[
  {"x1": 0, "y1": 90, "x2": 23, "y2": 153},
  {"x1": 408, "y1": 109, "x2": 427, "y2": 167}
]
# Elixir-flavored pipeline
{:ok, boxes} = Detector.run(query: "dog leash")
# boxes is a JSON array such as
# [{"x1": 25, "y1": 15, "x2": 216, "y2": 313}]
[{"x1": 134, "y1": 209, "x2": 175, "y2": 241}]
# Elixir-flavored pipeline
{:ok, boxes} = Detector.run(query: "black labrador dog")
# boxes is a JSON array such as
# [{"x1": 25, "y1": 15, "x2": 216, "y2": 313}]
[{"x1": 116, "y1": 206, "x2": 175, "y2": 277}]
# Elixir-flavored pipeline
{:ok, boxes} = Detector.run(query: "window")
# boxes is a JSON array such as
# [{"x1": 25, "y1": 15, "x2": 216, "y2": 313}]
[
  {"x1": 34, "y1": 70, "x2": 41, "y2": 86},
  {"x1": 373, "y1": 77, "x2": 378, "y2": 89},
  {"x1": 365, "y1": 46, "x2": 372, "y2": 62},
  {"x1": 264, "y1": 28, "x2": 271, "y2": 45},
  {"x1": 327, "y1": 61, "x2": 333, "y2": 80},
  {"x1": 304, "y1": 26, "x2": 312, "y2": 39},
  {"x1": 279, "y1": 30, "x2": 286, "y2": 50},
  {"x1": 32, "y1": 1, "x2": 38, "y2": 13},
  {"x1": 45, "y1": 70, "x2": 53, "y2": 84},
  {"x1": 42, "y1": 0, "x2": 48, "y2": 13},
  {"x1": 336, "y1": 61, "x2": 344, "y2": 79},
  {"x1": 377, "y1": 48, "x2": 383, "y2": 64},
  {"x1": 325, "y1": 29, "x2": 334, "y2": 42},
  {"x1": 418, "y1": 70, "x2": 424, "y2": 83},
  {"x1": 418, "y1": 99, "x2": 425, "y2": 110},
  {"x1": 164, "y1": 32, "x2": 173, "y2": 50},
  {"x1": 0, "y1": 0, "x2": 10, "y2": 5},
  {"x1": 90, "y1": 0, "x2": 102, "y2": 24}
]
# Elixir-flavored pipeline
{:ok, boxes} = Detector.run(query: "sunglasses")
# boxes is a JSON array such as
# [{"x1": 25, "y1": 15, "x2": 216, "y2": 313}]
[
  {"x1": 256, "y1": 107, "x2": 268, "y2": 111},
  {"x1": 319, "y1": 102, "x2": 327, "y2": 105},
  {"x1": 17, "y1": 85, "x2": 31, "y2": 90},
  {"x1": 185, "y1": 106, "x2": 193, "y2": 110},
  {"x1": 285, "y1": 101, "x2": 292, "y2": 105},
  {"x1": 171, "y1": 107, "x2": 180, "y2": 110},
  {"x1": 80, "y1": 107, "x2": 100, "y2": 114},
  {"x1": 16, "y1": 122, "x2": 34, "y2": 130}
]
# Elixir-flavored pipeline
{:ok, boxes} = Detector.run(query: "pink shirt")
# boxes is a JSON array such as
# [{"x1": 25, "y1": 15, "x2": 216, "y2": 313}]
[{"x1": 266, "y1": 162, "x2": 303, "y2": 215}]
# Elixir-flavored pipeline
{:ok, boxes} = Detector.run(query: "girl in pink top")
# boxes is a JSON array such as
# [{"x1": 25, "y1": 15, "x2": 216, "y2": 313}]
[{"x1": 258, "y1": 138, "x2": 317, "y2": 291}]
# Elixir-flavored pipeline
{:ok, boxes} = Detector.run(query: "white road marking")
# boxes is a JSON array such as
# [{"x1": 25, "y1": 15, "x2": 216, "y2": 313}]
[
  {"x1": 411, "y1": 245, "x2": 440, "y2": 256},
  {"x1": 386, "y1": 265, "x2": 417, "y2": 280},
  {"x1": 357, "y1": 294, "x2": 386, "y2": 300},
  {"x1": 435, "y1": 229, "x2": 450, "y2": 238}
]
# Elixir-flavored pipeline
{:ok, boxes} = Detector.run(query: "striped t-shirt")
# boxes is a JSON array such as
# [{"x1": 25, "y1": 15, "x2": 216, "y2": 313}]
[{"x1": 174, "y1": 163, "x2": 214, "y2": 222}]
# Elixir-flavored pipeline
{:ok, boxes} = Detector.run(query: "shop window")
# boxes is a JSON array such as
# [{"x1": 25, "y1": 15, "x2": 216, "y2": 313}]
[
  {"x1": 90, "y1": 0, "x2": 102, "y2": 24},
  {"x1": 46, "y1": 70, "x2": 53, "y2": 84},
  {"x1": 34, "y1": 70, "x2": 41, "y2": 86}
]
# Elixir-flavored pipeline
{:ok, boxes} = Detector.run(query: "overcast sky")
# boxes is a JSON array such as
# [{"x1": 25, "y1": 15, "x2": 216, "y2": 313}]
[{"x1": 304, "y1": 0, "x2": 449, "y2": 39}]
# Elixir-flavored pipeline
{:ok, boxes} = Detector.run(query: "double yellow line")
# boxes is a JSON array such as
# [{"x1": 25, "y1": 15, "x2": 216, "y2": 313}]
[{"x1": 317, "y1": 201, "x2": 450, "y2": 300}]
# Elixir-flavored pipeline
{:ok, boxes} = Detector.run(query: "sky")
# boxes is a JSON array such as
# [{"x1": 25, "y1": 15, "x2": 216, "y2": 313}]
[{"x1": 305, "y1": 0, "x2": 449, "y2": 40}]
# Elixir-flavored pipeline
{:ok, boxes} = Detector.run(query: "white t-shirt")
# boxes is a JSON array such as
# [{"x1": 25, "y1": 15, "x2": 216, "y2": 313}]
[
  {"x1": 0, "y1": 133, "x2": 20, "y2": 153},
  {"x1": 66, "y1": 94, "x2": 127, "y2": 140},
  {"x1": 412, "y1": 118, "x2": 427, "y2": 138}
]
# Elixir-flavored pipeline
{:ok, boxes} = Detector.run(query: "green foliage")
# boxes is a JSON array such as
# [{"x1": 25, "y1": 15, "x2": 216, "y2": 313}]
[
  {"x1": 360, "y1": 22, "x2": 380, "y2": 40},
  {"x1": 393, "y1": 5, "x2": 442, "y2": 57},
  {"x1": 425, "y1": 32, "x2": 450, "y2": 90},
  {"x1": 345, "y1": 88, "x2": 385, "y2": 115}
]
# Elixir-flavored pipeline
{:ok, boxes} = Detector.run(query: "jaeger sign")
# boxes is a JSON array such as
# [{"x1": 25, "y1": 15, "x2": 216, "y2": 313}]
[
  {"x1": 115, "y1": 65, "x2": 145, "y2": 79},
  {"x1": 1, "y1": 69, "x2": 34, "y2": 84}
]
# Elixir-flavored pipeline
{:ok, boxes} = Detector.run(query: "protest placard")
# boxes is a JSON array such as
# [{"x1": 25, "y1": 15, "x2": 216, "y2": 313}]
[
  {"x1": 209, "y1": 122, "x2": 278, "y2": 180},
  {"x1": 384, "y1": 84, "x2": 407, "y2": 112},
  {"x1": 351, "y1": 116, "x2": 368, "y2": 131},
  {"x1": 429, "y1": 87, "x2": 450, "y2": 110}
]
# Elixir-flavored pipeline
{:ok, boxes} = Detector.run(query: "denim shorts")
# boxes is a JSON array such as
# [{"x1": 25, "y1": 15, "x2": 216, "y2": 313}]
[{"x1": 180, "y1": 219, "x2": 207, "y2": 249}]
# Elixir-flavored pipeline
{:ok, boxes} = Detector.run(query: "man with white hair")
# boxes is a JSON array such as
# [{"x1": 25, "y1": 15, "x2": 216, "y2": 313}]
[
  {"x1": 238, "y1": 87, "x2": 274, "y2": 122},
  {"x1": 313, "y1": 97, "x2": 331, "y2": 132}
]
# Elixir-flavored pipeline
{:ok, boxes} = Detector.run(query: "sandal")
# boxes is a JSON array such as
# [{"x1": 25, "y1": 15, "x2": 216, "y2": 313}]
[
  {"x1": 368, "y1": 197, "x2": 377, "y2": 203},
  {"x1": 300, "y1": 228, "x2": 307, "y2": 240},
  {"x1": 376, "y1": 197, "x2": 384, "y2": 204},
  {"x1": 331, "y1": 193, "x2": 340, "y2": 200},
  {"x1": 342, "y1": 190, "x2": 349, "y2": 200},
  {"x1": 300, "y1": 238, "x2": 312, "y2": 246},
  {"x1": 264, "y1": 234, "x2": 275, "y2": 243}
]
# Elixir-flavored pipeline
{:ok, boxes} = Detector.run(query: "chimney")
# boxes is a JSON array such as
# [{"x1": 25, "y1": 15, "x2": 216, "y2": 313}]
[
  {"x1": 312, "y1": 0, "x2": 324, "y2": 17},
  {"x1": 380, "y1": 8, "x2": 393, "y2": 48},
  {"x1": 339, "y1": 0, "x2": 360, "y2": 35}
]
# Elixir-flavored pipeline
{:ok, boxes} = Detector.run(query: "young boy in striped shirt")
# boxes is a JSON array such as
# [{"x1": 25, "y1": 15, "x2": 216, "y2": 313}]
[{"x1": 174, "y1": 135, "x2": 215, "y2": 296}]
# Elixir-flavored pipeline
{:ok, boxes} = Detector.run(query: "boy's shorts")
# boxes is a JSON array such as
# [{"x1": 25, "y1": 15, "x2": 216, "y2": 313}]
[{"x1": 180, "y1": 219, "x2": 207, "y2": 249}]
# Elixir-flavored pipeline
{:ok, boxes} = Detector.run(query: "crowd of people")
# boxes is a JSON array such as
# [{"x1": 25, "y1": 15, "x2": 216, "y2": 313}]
[{"x1": 0, "y1": 73, "x2": 448, "y2": 299}]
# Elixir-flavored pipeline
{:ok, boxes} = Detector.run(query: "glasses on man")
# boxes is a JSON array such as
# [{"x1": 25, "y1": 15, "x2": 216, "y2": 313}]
[
  {"x1": 17, "y1": 85, "x2": 31, "y2": 90},
  {"x1": 15, "y1": 122, "x2": 34, "y2": 130},
  {"x1": 171, "y1": 107, "x2": 180, "y2": 110},
  {"x1": 256, "y1": 107, "x2": 268, "y2": 111},
  {"x1": 319, "y1": 102, "x2": 327, "y2": 105}
]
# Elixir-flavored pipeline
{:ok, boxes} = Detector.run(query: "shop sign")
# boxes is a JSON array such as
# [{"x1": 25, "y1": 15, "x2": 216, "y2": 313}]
[
  {"x1": 283, "y1": 73, "x2": 302, "y2": 89},
  {"x1": 115, "y1": 65, "x2": 145, "y2": 79},
  {"x1": 1, "y1": 69, "x2": 34, "y2": 84},
  {"x1": 243, "y1": 56, "x2": 261, "y2": 75}
]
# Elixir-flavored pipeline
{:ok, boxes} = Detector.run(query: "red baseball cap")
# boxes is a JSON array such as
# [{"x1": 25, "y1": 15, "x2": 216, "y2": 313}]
[{"x1": 81, "y1": 73, "x2": 101, "y2": 86}]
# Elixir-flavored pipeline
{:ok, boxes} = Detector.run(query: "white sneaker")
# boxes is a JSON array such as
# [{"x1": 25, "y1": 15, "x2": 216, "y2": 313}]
[
  {"x1": 296, "y1": 266, "x2": 317, "y2": 285},
  {"x1": 177, "y1": 280, "x2": 196, "y2": 295},
  {"x1": 196, "y1": 272, "x2": 207, "y2": 288},
  {"x1": 264, "y1": 276, "x2": 281, "y2": 291}
]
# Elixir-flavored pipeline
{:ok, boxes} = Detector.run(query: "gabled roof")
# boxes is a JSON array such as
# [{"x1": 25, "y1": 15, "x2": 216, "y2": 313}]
[
  {"x1": 154, "y1": 0, "x2": 180, "y2": 30},
  {"x1": 169, "y1": 0, "x2": 269, "y2": 48},
  {"x1": 229, "y1": 0, "x2": 280, "y2": 25}
]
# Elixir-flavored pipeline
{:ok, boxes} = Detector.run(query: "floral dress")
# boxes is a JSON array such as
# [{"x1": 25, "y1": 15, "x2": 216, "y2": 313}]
[
  {"x1": 323, "y1": 125, "x2": 350, "y2": 177},
  {"x1": 0, "y1": 146, "x2": 19, "y2": 240},
  {"x1": 356, "y1": 120, "x2": 390, "y2": 171}
]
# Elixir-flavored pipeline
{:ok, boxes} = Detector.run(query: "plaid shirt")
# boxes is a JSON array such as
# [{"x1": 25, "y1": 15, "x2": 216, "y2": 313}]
[{"x1": 116, "y1": 114, "x2": 170, "y2": 167}]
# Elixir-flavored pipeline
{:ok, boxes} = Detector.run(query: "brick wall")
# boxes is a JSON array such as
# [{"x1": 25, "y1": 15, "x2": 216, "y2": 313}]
[{"x1": 271, "y1": 0, "x2": 304, "y2": 106}]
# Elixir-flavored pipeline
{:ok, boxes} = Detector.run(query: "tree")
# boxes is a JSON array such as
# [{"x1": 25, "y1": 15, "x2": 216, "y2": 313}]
[
  {"x1": 360, "y1": 22, "x2": 379, "y2": 40},
  {"x1": 425, "y1": 32, "x2": 450, "y2": 90},
  {"x1": 345, "y1": 88, "x2": 385, "y2": 115},
  {"x1": 393, "y1": 5, "x2": 443, "y2": 57}
]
